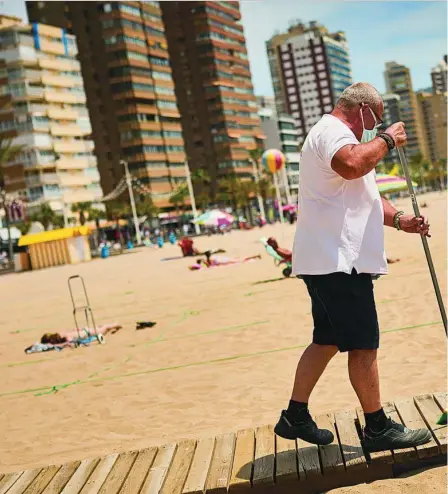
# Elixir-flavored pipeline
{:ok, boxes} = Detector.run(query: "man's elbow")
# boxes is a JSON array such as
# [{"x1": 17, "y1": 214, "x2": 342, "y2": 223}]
[{"x1": 332, "y1": 159, "x2": 361, "y2": 180}]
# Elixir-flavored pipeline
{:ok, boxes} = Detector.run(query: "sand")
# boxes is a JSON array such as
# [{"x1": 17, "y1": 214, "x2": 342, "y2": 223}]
[{"x1": 0, "y1": 191, "x2": 446, "y2": 489}]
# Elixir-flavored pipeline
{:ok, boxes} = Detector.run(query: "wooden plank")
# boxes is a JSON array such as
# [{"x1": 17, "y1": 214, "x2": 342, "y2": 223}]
[
  {"x1": 140, "y1": 444, "x2": 177, "y2": 494},
  {"x1": 296, "y1": 436, "x2": 321, "y2": 480},
  {"x1": 119, "y1": 448, "x2": 158, "y2": 494},
  {"x1": 183, "y1": 438, "x2": 215, "y2": 494},
  {"x1": 316, "y1": 413, "x2": 345, "y2": 474},
  {"x1": 395, "y1": 398, "x2": 440, "y2": 459},
  {"x1": 355, "y1": 407, "x2": 393, "y2": 465},
  {"x1": 205, "y1": 433, "x2": 236, "y2": 493},
  {"x1": 334, "y1": 409, "x2": 366, "y2": 472},
  {"x1": 415, "y1": 394, "x2": 447, "y2": 455},
  {"x1": 253, "y1": 425, "x2": 274, "y2": 487},
  {"x1": 275, "y1": 435, "x2": 298, "y2": 484},
  {"x1": 23, "y1": 466, "x2": 61, "y2": 494},
  {"x1": 42, "y1": 462, "x2": 81, "y2": 494},
  {"x1": 160, "y1": 440, "x2": 196, "y2": 494},
  {"x1": 379, "y1": 402, "x2": 417, "y2": 464},
  {"x1": 61, "y1": 459, "x2": 100, "y2": 494},
  {"x1": 0, "y1": 472, "x2": 24, "y2": 494},
  {"x1": 79, "y1": 454, "x2": 118, "y2": 494},
  {"x1": 98, "y1": 451, "x2": 138, "y2": 494},
  {"x1": 6, "y1": 469, "x2": 42, "y2": 494},
  {"x1": 228, "y1": 429, "x2": 254, "y2": 492},
  {"x1": 433, "y1": 392, "x2": 447, "y2": 412}
]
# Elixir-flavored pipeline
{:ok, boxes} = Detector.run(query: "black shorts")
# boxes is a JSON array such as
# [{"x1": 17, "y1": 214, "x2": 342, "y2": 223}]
[{"x1": 302, "y1": 270, "x2": 379, "y2": 352}]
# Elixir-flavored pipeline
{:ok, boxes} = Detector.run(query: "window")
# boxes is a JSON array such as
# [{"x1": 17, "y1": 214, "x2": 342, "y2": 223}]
[
  {"x1": 103, "y1": 3, "x2": 112, "y2": 12},
  {"x1": 149, "y1": 56, "x2": 169, "y2": 67},
  {"x1": 286, "y1": 78, "x2": 295, "y2": 86},
  {"x1": 152, "y1": 70, "x2": 171, "y2": 80},
  {"x1": 290, "y1": 103, "x2": 298, "y2": 110},
  {"x1": 119, "y1": 3, "x2": 141, "y2": 16}
]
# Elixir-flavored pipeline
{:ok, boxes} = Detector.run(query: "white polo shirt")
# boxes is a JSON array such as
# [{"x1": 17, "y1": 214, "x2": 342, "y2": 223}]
[{"x1": 292, "y1": 114, "x2": 387, "y2": 276}]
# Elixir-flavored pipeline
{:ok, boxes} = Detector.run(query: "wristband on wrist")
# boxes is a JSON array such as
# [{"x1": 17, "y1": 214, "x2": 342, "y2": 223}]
[
  {"x1": 393, "y1": 211, "x2": 405, "y2": 230},
  {"x1": 377, "y1": 132, "x2": 396, "y2": 151}
]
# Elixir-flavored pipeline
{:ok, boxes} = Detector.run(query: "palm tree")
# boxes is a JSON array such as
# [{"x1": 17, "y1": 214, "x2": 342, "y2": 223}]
[
  {"x1": 135, "y1": 195, "x2": 159, "y2": 219},
  {"x1": 31, "y1": 204, "x2": 64, "y2": 230},
  {"x1": 0, "y1": 127, "x2": 25, "y2": 261},
  {"x1": 169, "y1": 183, "x2": 189, "y2": 214},
  {"x1": 71, "y1": 201, "x2": 93, "y2": 226}
]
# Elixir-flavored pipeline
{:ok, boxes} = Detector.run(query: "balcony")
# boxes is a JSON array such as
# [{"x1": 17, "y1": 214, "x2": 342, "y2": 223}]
[
  {"x1": 25, "y1": 173, "x2": 58, "y2": 187},
  {"x1": 59, "y1": 173, "x2": 92, "y2": 186},
  {"x1": 44, "y1": 90, "x2": 82, "y2": 104},
  {"x1": 38, "y1": 56, "x2": 80, "y2": 72},
  {"x1": 50, "y1": 123, "x2": 84, "y2": 137},
  {"x1": 63, "y1": 190, "x2": 99, "y2": 203},
  {"x1": 53, "y1": 140, "x2": 91, "y2": 153},
  {"x1": 56, "y1": 157, "x2": 95, "y2": 170},
  {"x1": 48, "y1": 107, "x2": 78, "y2": 120}
]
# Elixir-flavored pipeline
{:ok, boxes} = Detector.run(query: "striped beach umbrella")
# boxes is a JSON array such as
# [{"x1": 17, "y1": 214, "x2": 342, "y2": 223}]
[
  {"x1": 376, "y1": 173, "x2": 417, "y2": 194},
  {"x1": 194, "y1": 210, "x2": 234, "y2": 226}
]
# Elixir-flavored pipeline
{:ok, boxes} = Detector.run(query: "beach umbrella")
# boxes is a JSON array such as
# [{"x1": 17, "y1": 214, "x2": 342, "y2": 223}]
[
  {"x1": 376, "y1": 173, "x2": 417, "y2": 194},
  {"x1": 194, "y1": 210, "x2": 234, "y2": 226}
]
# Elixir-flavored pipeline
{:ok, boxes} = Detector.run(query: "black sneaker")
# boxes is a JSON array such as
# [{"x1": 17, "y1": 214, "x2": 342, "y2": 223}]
[
  {"x1": 363, "y1": 418, "x2": 432, "y2": 453},
  {"x1": 274, "y1": 410, "x2": 334, "y2": 445}
]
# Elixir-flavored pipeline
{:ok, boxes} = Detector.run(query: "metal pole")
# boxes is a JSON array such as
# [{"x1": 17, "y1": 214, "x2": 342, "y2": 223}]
[
  {"x1": 273, "y1": 172, "x2": 284, "y2": 223},
  {"x1": 121, "y1": 159, "x2": 142, "y2": 245},
  {"x1": 185, "y1": 161, "x2": 201, "y2": 235},
  {"x1": 251, "y1": 158, "x2": 266, "y2": 219},
  {"x1": 282, "y1": 163, "x2": 292, "y2": 205},
  {"x1": 397, "y1": 147, "x2": 447, "y2": 335}
]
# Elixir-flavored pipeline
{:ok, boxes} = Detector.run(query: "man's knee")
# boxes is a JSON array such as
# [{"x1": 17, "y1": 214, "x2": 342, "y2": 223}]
[
  {"x1": 349, "y1": 349, "x2": 377, "y2": 362},
  {"x1": 311, "y1": 342, "x2": 339, "y2": 357}
]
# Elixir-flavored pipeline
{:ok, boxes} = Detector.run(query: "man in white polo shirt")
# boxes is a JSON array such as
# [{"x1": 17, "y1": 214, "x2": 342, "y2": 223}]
[{"x1": 274, "y1": 83, "x2": 431, "y2": 453}]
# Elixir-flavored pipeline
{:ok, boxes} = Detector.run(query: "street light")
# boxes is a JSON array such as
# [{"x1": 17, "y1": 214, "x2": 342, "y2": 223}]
[{"x1": 120, "y1": 159, "x2": 142, "y2": 245}]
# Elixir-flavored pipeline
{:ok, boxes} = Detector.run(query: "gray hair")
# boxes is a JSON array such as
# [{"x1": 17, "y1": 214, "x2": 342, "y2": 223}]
[{"x1": 336, "y1": 82, "x2": 383, "y2": 113}]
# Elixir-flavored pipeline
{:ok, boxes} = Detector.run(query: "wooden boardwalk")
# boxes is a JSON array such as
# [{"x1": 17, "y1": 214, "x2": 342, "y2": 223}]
[{"x1": 0, "y1": 392, "x2": 446, "y2": 494}]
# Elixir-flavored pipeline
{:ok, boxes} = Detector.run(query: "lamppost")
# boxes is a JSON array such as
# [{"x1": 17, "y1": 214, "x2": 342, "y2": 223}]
[
  {"x1": 120, "y1": 159, "x2": 142, "y2": 245},
  {"x1": 250, "y1": 157, "x2": 266, "y2": 219},
  {"x1": 184, "y1": 161, "x2": 201, "y2": 235}
]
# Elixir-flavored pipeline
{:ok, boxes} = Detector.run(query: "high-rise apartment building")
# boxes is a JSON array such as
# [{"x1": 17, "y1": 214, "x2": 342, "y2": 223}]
[
  {"x1": 0, "y1": 15, "x2": 101, "y2": 216},
  {"x1": 258, "y1": 103, "x2": 300, "y2": 199},
  {"x1": 160, "y1": 1, "x2": 264, "y2": 195},
  {"x1": 257, "y1": 95, "x2": 277, "y2": 116},
  {"x1": 27, "y1": 1, "x2": 187, "y2": 209},
  {"x1": 431, "y1": 55, "x2": 447, "y2": 94},
  {"x1": 266, "y1": 21, "x2": 352, "y2": 143},
  {"x1": 381, "y1": 93, "x2": 402, "y2": 166},
  {"x1": 417, "y1": 91, "x2": 447, "y2": 165},
  {"x1": 384, "y1": 61, "x2": 426, "y2": 159}
]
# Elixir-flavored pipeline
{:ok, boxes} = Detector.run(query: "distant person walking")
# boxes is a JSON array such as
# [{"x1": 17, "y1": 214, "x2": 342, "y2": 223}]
[{"x1": 274, "y1": 82, "x2": 431, "y2": 453}]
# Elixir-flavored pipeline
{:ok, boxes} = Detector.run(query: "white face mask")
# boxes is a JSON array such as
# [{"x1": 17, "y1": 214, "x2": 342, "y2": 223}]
[{"x1": 360, "y1": 107, "x2": 379, "y2": 143}]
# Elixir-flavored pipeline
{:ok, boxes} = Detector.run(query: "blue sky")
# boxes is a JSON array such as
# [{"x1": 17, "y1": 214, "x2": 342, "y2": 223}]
[{"x1": 2, "y1": 0, "x2": 446, "y2": 96}]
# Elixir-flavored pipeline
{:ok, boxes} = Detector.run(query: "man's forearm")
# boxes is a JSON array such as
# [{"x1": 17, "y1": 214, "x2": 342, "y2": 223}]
[
  {"x1": 332, "y1": 138, "x2": 389, "y2": 180},
  {"x1": 382, "y1": 197, "x2": 398, "y2": 227}
]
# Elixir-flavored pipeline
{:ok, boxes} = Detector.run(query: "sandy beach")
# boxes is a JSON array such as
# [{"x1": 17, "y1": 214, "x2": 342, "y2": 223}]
[{"x1": 0, "y1": 191, "x2": 446, "y2": 486}]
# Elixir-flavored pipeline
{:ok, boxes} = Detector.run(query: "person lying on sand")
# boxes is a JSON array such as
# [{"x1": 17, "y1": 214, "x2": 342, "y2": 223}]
[
  {"x1": 41, "y1": 323, "x2": 122, "y2": 344},
  {"x1": 189, "y1": 254, "x2": 261, "y2": 270},
  {"x1": 267, "y1": 237, "x2": 293, "y2": 263}
]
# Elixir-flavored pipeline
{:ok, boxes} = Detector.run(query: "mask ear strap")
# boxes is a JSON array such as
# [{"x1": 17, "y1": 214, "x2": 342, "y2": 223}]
[{"x1": 360, "y1": 105, "x2": 366, "y2": 130}]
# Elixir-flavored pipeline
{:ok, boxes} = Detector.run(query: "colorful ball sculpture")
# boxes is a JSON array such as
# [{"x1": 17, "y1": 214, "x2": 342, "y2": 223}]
[{"x1": 261, "y1": 149, "x2": 286, "y2": 173}]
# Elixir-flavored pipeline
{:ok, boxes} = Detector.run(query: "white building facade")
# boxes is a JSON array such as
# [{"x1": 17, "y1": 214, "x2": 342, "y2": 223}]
[{"x1": 0, "y1": 16, "x2": 102, "y2": 218}]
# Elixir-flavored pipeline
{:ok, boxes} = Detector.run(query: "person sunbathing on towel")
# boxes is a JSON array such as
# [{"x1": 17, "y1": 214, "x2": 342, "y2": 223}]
[
  {"x1": 40, "y1": 323, "x2": 122, "y2": 345},
  {"x1": 267, "y1": 237, "x2": 292, "y2": 263},
  {"x1": 189, "y1": 254, "x2": 261, "y2": 270}
]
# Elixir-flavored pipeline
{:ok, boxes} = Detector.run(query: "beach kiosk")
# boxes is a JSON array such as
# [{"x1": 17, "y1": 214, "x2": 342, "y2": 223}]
[{"x1": 18, "y1": 226, "x2": 92, "y2": 270}]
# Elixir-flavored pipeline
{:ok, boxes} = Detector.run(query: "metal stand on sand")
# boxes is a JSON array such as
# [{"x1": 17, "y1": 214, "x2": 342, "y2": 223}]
[
  {"x1": 397, "y1": 147, "x2": 447, "y2": 336},
  {"x1": 68, "y1": 275, "x2": 105, "y2": 344}
]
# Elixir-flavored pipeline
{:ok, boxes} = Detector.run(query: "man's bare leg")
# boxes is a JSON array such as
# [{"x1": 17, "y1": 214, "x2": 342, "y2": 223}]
[
  {"x1": 274, "y1": 343, "x2": 338, "y2": 444},
  {"x1": 348, "y1": 349, "x2": 381, "y2": 413},
  {"x1": 291, "y1": 343, "x2": 339, "y2": 402}
]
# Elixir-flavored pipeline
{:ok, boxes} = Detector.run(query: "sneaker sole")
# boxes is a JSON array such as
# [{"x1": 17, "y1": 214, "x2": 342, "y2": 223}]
[{"x1": 364, "y1": 433, "x2": 432, "y2": 453}]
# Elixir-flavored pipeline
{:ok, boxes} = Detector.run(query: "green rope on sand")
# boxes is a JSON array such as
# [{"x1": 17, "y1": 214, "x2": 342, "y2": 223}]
[{"x1": 0, "y1": 320, "x2": 441, "y2": 399}]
